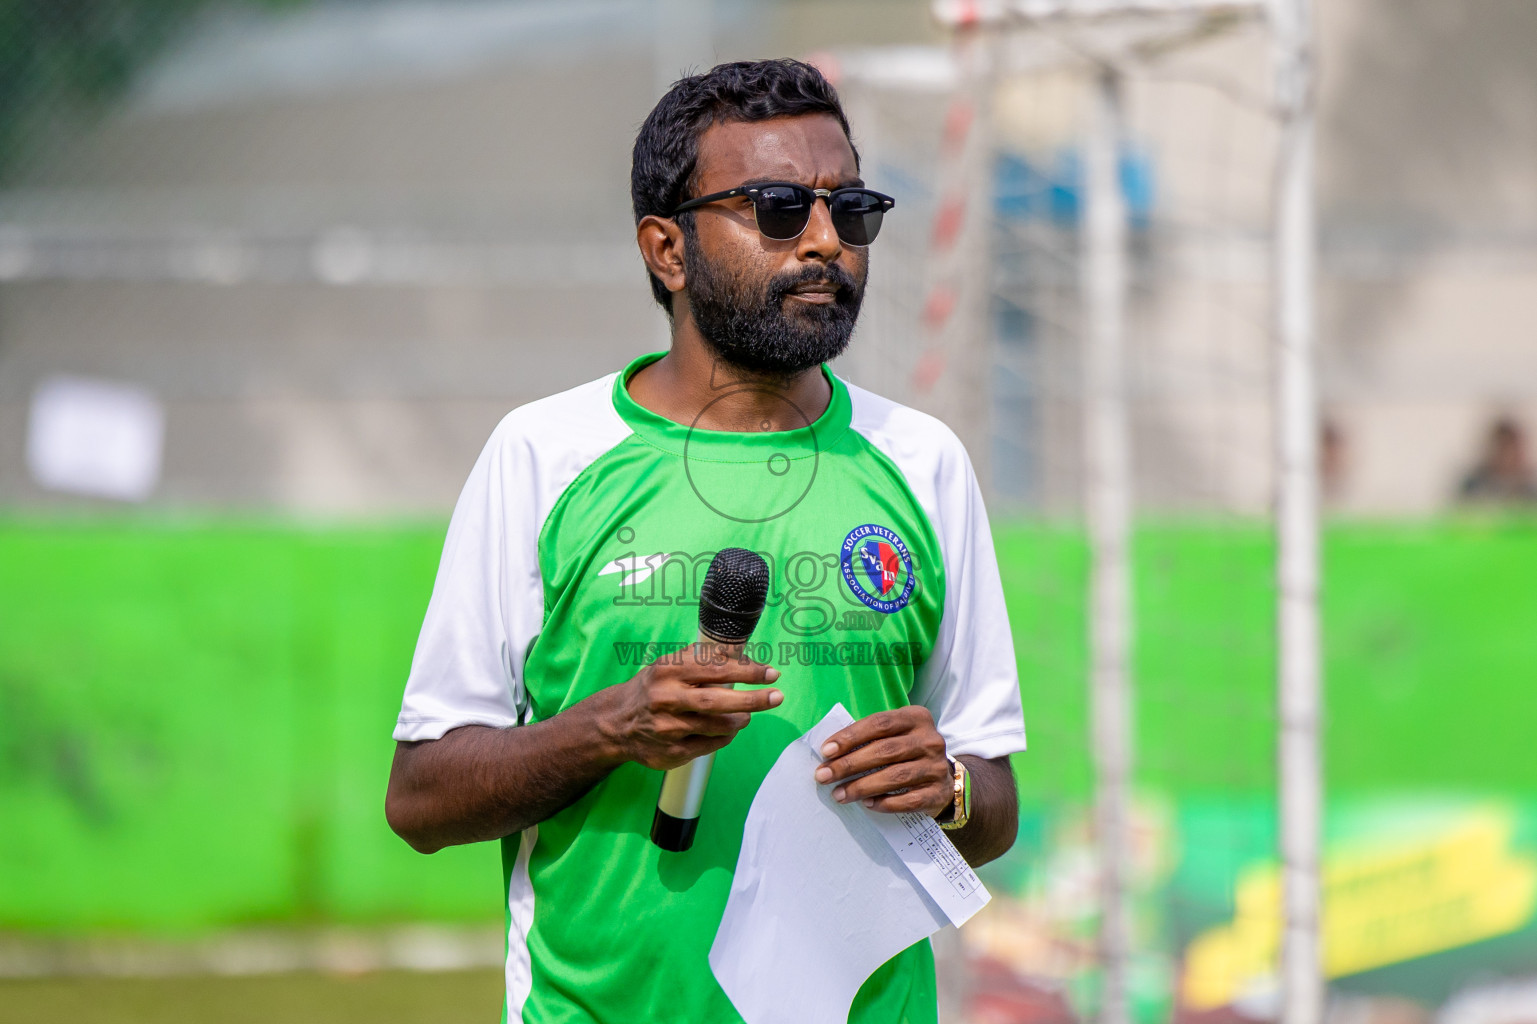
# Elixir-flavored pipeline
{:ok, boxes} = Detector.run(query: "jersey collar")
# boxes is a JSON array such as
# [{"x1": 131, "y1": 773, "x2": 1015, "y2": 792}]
[{"x1": 612, "y1": 351, "x2": 852, "y2": 463}]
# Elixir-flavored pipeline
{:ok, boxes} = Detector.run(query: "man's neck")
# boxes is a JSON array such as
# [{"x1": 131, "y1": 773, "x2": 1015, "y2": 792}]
[{"x1": 625, "y1": 319, "x2": 833, "y2": 433}]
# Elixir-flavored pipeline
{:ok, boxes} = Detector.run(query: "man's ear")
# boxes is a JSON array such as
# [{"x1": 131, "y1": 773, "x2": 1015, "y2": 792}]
[{"x1": 637, "y1": 215, "x2": 687, "y2": 297}]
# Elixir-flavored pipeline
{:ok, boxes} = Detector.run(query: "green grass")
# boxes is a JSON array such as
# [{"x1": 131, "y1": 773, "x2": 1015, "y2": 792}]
[
  {"x1": 0, "y1": 969, "x2": 504, "y2": 1024},
  {"x1": 2, "y1": 516, "x2": 1534, "y2": 934}
]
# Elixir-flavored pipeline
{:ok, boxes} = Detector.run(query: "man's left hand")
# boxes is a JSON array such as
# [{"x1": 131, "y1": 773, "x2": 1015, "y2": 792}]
[{"x1": 813, "y1": 705, "x2": 952, "y2": 817}]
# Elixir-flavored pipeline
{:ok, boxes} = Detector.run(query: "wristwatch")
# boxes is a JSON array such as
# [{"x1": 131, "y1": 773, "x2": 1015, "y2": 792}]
[{"x1": 937, "y1": 756, "x2": 971, "y2": 831}]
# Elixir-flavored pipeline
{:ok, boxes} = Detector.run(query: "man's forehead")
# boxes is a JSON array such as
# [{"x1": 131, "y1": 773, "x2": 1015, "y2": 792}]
[{"x1": 694, "y1": 114, "x2": 858, "y2": 190}]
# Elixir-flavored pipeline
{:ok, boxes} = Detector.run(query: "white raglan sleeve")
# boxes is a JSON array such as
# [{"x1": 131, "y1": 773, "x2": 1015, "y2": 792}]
[
  {"x1": 910, "y1": 437, "x2": 1028, "y2": 761},
  {"x1": 393, "y1": 417, "x2": 544, "y2": 741}
]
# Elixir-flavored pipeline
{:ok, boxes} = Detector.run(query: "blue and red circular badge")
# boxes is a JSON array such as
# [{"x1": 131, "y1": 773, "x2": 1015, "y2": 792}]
[{"x1": 840, "y1": 524, "x2": 916, "y2": 614}]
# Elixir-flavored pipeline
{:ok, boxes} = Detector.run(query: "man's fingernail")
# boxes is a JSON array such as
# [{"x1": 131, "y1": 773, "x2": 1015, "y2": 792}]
[
  {"x1": 765, "y1": 668, "x2": 781, "y2": 682},
  {"x1": 820, "y1": 741, "x2": 838, "y2": 757},
  {"x1": 768, "y1": 690, "x2": 784, "y2": 707},
  {"x1": 863, "y1": 799, "x2": 876, "y2": 808},
  {"x1": 815, "y1": 767, "x2": 832, "y2": 783},
  {"x1": 833, "y1": 787, "x2": 846, "y2": 802}
]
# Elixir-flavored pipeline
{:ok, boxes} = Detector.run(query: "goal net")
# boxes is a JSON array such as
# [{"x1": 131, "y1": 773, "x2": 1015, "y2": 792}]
[{"x1": 824, "y1": 5, "x2": 1300, "y2": 1021}]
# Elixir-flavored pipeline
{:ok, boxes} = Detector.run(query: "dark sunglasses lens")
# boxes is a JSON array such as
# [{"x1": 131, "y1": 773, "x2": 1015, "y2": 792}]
[
  {"x1": 753, "y1": 185, "x2": 813, "y2": 240},
  {"x1": 831, "y1": 190, "x2": 886, "y2": 246}
]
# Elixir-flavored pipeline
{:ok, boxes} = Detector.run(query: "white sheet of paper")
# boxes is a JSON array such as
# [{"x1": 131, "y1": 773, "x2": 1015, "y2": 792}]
[
  {"x1": 864, "y1": 806, "x2": 991, "y2": 927},
  {"x1": 708, "y1": 704, "x2": 990, "y2": 1024}
]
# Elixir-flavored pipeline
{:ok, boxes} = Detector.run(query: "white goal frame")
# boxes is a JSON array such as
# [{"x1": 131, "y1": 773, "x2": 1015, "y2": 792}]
[{"x1": 924, "y1": 3, "x2": 1324, "y2": 1024}]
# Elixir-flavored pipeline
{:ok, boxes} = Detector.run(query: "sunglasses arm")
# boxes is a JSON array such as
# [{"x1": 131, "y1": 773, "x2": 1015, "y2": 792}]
[{"x1": 669, "y1": 188, "x2": 748, "y2": 216}]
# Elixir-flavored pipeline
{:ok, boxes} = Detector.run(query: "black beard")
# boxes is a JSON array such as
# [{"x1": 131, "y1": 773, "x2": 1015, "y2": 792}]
[{"x1": 683, "y1": 233, "x2": 866, "y2": 378}]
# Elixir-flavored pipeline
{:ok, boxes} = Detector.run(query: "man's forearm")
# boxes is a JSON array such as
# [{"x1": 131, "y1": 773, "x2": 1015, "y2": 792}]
[
  {"x1": 386, "y1": 648, "x2": 782, "y2": 855},
  {"x1": 946, "y1": 755, "x2": 1019, "y2": 867},
  {"x1": 386, "y1": 698, "x2": 623, "y2": 854}
]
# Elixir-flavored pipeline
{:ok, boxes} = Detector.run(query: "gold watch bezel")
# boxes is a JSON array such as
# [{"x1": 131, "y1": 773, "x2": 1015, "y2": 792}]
[{"x1": 938, "y1": 756, "x2": 970, "y2": 831}]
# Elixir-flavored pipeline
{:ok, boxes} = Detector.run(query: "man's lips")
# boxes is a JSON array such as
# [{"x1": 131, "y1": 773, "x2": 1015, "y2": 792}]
[{"x1": 786, "y1": 282, "x2": 840, "y2": 303}]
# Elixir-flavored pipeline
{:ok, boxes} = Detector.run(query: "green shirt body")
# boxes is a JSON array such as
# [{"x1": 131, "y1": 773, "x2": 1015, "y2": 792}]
[{"x1": 396, "y1": 352, "x2": 1026, "y2": 1023}]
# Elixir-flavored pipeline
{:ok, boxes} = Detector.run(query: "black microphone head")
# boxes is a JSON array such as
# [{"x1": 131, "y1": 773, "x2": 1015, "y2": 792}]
[{"x1": 698, "y1": 548, "x2": 770, "y2": 643}]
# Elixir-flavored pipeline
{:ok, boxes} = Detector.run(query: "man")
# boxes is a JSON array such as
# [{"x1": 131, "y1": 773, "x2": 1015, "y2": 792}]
[
  {"x1": 386, "y1": 59, "x2": 1027, "y2": 1024},
  {"x1": 1458, "y1": 416, "x2": 1537, "y2": 504}
]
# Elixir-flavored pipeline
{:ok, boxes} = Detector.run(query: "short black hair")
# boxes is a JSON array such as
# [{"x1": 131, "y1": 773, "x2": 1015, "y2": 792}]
[{"x1": 631, "y1": 58, "x2": 859, "y2": 312}]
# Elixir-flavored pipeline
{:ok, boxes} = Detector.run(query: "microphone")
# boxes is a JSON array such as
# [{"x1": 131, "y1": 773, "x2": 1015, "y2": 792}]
[{"x1": 651, "y1": 547, "x2": 771, "y2": 852}]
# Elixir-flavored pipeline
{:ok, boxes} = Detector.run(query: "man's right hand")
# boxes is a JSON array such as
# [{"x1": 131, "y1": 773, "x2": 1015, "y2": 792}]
[
  {"x1": 387, "y1": 644, "x2": 781, "y2": 853},
  {"x1": 591, "y1": 643, "x2": 783, "y2": 770}
]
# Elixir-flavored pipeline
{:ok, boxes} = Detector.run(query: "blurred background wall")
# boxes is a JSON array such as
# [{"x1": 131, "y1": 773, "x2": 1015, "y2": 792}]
[
  {"x1": 0, "y1": 0, "x2": 937, "y2": 512},
  {"x1": 1, "y1": 0, "x2": 1534, "y2": 515}
]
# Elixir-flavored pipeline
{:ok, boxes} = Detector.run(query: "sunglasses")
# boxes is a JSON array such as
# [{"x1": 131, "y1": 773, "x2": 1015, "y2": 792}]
[{"x1": 670, "y1": 182, "x2": 896, "y2": 246}]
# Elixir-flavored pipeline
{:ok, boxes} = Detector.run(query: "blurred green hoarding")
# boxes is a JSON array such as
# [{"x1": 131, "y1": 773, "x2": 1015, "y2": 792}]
[{"x1": 1, "y1": 518, "x2": 1534, "y2": 1014}]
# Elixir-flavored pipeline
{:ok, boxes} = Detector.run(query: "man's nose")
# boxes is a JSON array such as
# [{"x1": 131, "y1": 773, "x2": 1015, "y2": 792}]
[{"x1": 795, "y1": 196, "x2": 843, "y2": 264}]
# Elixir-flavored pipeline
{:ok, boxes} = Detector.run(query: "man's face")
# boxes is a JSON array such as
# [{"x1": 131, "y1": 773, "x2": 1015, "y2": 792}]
[{"x1": 680, "y1": 114, "x2": 868, "y2": 377}]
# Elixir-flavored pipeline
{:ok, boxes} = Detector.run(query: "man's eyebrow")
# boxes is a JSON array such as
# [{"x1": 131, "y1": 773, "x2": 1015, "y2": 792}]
[{"x1": 735, "y1": 176, "x2": 867, "y2": 189}]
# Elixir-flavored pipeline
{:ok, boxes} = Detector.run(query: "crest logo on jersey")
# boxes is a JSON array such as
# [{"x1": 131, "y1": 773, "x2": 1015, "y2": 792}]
[{"x1": 840, "y1": 524, "x2": 915, "y2": 614}]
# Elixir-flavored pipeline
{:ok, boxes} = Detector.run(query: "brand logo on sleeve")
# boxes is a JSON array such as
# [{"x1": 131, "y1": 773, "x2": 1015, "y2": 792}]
[
  {"x1": 598, "y1": 551, "x2": 670, "y2": 587},
  {"x1": 840, "y1": 524, "x2": 915, "y2": 614}
]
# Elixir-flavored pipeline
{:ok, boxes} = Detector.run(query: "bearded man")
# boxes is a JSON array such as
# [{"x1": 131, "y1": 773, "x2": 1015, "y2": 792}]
[{"x1": 385, "y1": 59, "x2": 1027, "y2": 1024}]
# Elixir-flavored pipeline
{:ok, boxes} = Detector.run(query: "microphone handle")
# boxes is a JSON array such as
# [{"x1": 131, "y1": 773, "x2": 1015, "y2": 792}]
[{"x1": 651, "y1": 633, "x2": 742, "y2": 852}]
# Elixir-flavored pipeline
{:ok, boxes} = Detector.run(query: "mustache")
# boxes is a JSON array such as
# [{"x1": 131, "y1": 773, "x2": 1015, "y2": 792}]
[{"x1": 766, "y1": 262, "x2": 862, "y2": 304}]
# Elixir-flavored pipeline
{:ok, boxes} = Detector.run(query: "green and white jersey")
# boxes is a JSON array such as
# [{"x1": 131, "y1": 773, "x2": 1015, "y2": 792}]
[{"x1": 395, "y1": 351, "x2": 1026, "y2": 1024}]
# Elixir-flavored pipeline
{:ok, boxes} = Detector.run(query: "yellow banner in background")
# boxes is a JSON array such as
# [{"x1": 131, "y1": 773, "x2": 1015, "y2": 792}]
[{"x1": 1181, "y1": 807, "x2": 1537, "y2": 1011}]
